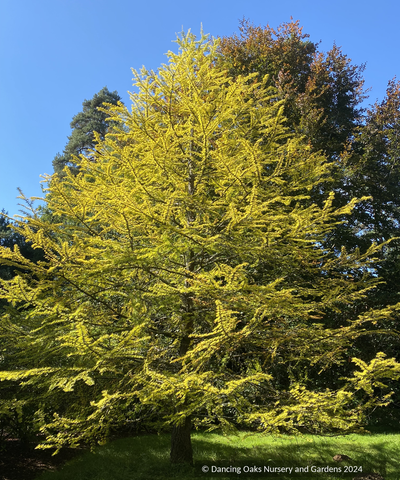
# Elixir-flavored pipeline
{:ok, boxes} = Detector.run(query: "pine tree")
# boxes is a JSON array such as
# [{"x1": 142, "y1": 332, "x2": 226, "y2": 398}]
[
  {"x1": 1, "y1": 32, "x2": 400, "y2": 466},
  {"x1": 52, "y1": 86, "x2": 123, "y2": 177}
]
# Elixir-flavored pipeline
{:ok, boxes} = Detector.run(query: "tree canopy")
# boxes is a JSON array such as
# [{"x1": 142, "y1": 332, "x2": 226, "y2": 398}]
[
  {"x1": 217, "y1": 20, "x2": 400, "y2": 388},
  {"x1": 1, "y1": 31, "x2": 400, "y2": 467},
  {"x1": 217, "y1": 18, "x2": 367, "y2": 162}
]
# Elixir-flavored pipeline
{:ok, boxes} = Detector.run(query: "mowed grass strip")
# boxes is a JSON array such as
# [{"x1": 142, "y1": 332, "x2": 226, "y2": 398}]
[{"x1": 35, "y1": 432, "x2": 400, "y2": 480}]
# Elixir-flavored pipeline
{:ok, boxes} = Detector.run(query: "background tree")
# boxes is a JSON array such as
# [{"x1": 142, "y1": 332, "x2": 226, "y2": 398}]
[
  {"x1": 0, "y1": 209, "x2": 44, "y2": 281},
  {"x1": 216, "y1": 19, "x2": 400, "y2": 400},
  {"x1": 52, "y1": 87, "x2": 123, "y2": 177},
  {"x1": 1, "y1": 32, "x2": 400, "y2": 467},
  {"x1": 216, "y1": 18, "x2": 366, "y2": 164},
  {"x1": 344, "y1": 79, "x2": 400, "y2": 258},
  {"x1": 216, "y1": 18, "x2": 368, "y2": 253},
  {"x1": 0, "y1": 210, "x2": 24, "y2": 281},
  {"x1": 334, "y1": 79, "x2": 400, "y2": 402}
]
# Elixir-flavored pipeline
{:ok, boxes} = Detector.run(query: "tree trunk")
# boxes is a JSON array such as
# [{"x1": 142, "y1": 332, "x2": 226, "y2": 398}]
[
  {"x1": 170, "y1": 416, "x2": 193, "y2": 465},
  {"x1": 169, "y1": 125, "x2": 195, "y2": 466}
]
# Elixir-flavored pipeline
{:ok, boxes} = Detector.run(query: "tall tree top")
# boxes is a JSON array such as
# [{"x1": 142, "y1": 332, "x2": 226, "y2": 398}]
[
  {"x1": 52, "y1": 86, "x2": 123, "y2": 177},
  {"x1": 217, "y1": 18, "x2": 367, "y2": 160}
]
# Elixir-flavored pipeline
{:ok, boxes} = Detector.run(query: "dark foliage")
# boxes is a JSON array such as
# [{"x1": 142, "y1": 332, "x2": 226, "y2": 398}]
[{"x1": 52, "y1": 87, "x2": 123, "y2": 177}]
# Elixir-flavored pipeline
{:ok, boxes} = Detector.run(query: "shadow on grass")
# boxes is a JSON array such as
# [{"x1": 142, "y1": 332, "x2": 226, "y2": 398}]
[
  {"x1": 192, "y1": 433, "x2": 397, "y2": 479},
  {"x1": 34, "y1": 431, "x2": 400, "y2": 480}
]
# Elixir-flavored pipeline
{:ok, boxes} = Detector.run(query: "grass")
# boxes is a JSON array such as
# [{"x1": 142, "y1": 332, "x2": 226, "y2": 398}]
[{"x1": 34, "y1": 430, "x2": 400, "y2": 480}]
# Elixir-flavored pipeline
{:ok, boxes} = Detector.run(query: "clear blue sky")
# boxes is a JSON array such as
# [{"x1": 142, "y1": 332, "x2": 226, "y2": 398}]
[{"x1": 1, "y1": 0, "x2": 398, "y2": 218}]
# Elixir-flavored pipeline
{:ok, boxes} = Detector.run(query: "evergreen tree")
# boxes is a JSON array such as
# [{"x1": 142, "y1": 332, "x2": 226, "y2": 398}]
[
  {"x1": 346, "y1": 79, "x2": 400, "y2": 250},
  {"x1": 0, "y1": 211, "x2": 21, "y2": 281},
  {"x1": 333, "y1": 79, "x2": 400, "y2": 392},
  {"x1": 1, "y1": 32, "x2": 400, "y2": 466},
  {"x1": 52, "y1": 87, "x2": 123, "y2": 177}
]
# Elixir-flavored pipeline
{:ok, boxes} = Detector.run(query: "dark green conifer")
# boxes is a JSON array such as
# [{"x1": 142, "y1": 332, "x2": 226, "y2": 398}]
[{"x1": 52, "y1": 87, "x2": 123, "y2": 177}]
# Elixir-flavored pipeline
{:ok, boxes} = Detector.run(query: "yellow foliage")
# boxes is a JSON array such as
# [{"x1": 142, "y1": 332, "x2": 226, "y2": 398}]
[{"x1": 1, "y1": 30, "x2": 399, "y2": 451}]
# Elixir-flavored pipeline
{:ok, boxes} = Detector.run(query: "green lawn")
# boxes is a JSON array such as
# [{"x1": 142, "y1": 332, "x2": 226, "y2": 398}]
[{"x1": 35, "y1": 430, "x2": 400, "y2": 480}]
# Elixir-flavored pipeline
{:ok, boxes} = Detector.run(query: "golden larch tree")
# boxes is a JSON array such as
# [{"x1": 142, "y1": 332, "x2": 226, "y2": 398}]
[{"x1": 1, "y1": 31, "x2": 400, "y2": 466}]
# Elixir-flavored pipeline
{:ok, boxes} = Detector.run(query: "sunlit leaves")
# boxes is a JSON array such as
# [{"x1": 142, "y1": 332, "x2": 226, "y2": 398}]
[{"x1": 1, "y1": 31, "x2": 399, "y2": 453}]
